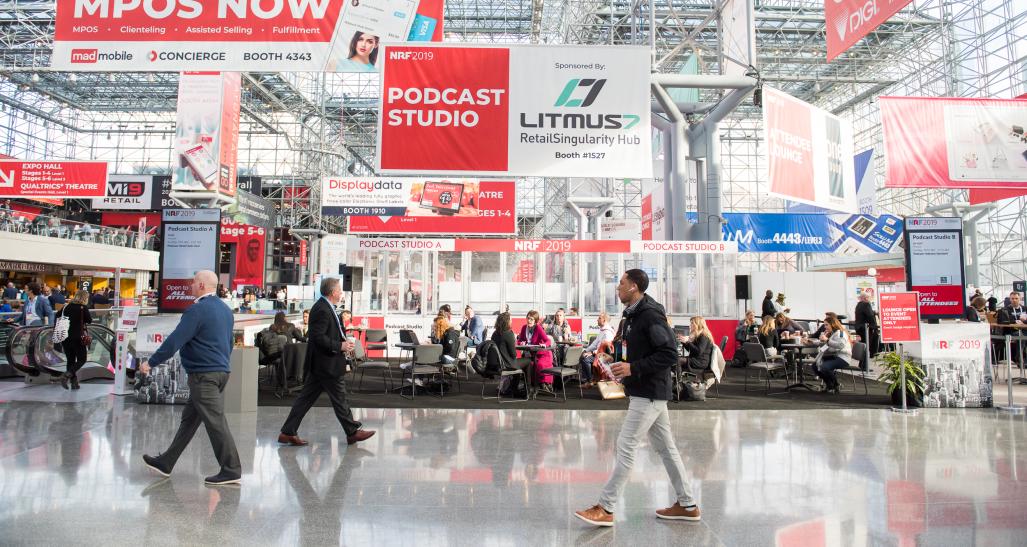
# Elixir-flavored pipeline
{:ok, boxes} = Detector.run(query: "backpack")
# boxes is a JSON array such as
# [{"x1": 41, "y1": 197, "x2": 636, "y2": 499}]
[
  {"x1": 470, "y1": 339, "x2": 506, "y2": 377},
  {"x1": 441, "y1": 327, "x2": 461, "y2": 361}
]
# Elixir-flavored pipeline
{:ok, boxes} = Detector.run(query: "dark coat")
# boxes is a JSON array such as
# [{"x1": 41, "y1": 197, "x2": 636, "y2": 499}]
[
  {"x1": 761, "y1": 297, "x2": 776, "y2": 318},
  {"x1": 305, "y1": 298, "x2": 348, "y2": 379},
  {"x1": 854, "y1": 301, "x2": 877, "y2": 333},
  {"x1": 60, "y1": 302, "x2": 92, "y2": 347},
  {"x1": 619, "y1": 294, "x2": 677, "y2": 401}
]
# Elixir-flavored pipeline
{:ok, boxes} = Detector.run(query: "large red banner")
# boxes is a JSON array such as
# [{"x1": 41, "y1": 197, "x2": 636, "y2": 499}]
[
  {"x1": 0, "y1": 160, "x2": 108, "y2": 198},
  {"x1": 826, "y1": 0, "x2": 915, "y2": 62},
  {"x1": 879, "y1": 292, "x2": 921, "y2": 343},
  {"x1": 880, "y1": 96, "x2": 1027, "y2": 189},
  {"x1": 220, "y1": 218, "x2": 266, "y2": 289}
]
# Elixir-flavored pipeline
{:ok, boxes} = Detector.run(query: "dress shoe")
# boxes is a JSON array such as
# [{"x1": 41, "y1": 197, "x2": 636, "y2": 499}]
[
  {"x1": 204, "y1": 471, "x2": 241, "y2": 486},
  {"x1": 278, "y1": 433, "x2": 309, "y2": 446},
  {"x1": 346, "y1": 429, "x2": 376, "y2": 445},
  {"x1": 142, "y1": 454, "x2": 172, "y2": 477}
]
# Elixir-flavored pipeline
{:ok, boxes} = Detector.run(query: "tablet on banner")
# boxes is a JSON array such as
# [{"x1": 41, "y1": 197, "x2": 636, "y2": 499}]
[
  {"x1": 322, "y1": 178, "x2": 516, "y2": 234},
  {"x1": 377, "y1": 44, "x2": 653, "y2": 178},
  {"x1": 903, "y1": 217, "x2": 965, "y2": 319},
  {"x1": 51, "y1": 0, "x2": 442, "y2": 72},
  {"x1": 880, "y1": 96, "x2": 1027, "y2": 189},
  {"x1": 173, "y1": 72, "x2": 240, "y2": 196},
  {"x1": 825, "y1": 0, "x2": 915, "y2": 62},
  {"x1": 763, "y1": 86, "x2": 857, "y2": 214},
  {"x1": 0, "y1": 160, "x2": 108, "y2": 198}
]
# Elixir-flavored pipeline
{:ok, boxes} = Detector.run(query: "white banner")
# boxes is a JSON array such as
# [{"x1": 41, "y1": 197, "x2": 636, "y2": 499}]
[
  {"x1": 91, "y1": 174, "x2": 159, "y2": 210},
  {"x1": 377, "y1": 44, "x2": 653, "y2": 178},
  {"x1": 919, "y1": 322, "x2": 992, "y2": 408}
]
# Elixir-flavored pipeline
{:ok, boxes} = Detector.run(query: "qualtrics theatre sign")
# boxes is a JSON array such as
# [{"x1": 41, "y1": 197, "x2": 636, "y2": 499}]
[{"x1": 376, "y1": 44, "x2": 653, "y2": 178}]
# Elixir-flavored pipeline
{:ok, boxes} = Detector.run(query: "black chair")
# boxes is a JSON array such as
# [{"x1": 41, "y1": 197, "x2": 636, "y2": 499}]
[
  {"x1": 539, "y1": 345, "x2": 584, "y2": 402},
  {"x1": 683, "y1": 346, "x2": 721, "y2": 398},
  {"x1": 743, "y1": 343, "x2": 787, "y2": 394},
  {"x1": 718, "y1": 336, "x2": 728, "y2": 353},
  {"x1": 401, "y1": 344, "x2": 443, "y2": 400},
  {"x1": 398, "y1": 329, "x2": 420, "y2": 365},
  {"x1": 364, "y1": 328, "x2": 389, "y2": 362},
  {"x1": 353, "y1": 338, "x2": 393, "y2": 393},
  {"x1": 838, "y1": 342, "x2": 870, "y2": 396},
  {"x1": 439, "y1": 336, "x2": 466, "y2": 394}
]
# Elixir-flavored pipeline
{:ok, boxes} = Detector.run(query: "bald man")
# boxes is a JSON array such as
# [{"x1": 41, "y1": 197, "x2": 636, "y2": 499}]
[{"x1": 140, "y1": 270, "x2": 242, "y2": 486}]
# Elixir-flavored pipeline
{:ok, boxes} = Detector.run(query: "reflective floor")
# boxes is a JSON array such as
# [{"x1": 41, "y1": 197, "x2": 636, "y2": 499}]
[{"x1": 0, "y1": 391, "x2": 1025, "y2": 545}]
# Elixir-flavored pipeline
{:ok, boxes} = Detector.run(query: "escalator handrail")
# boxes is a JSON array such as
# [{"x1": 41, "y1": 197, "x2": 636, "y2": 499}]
[
  {"x1": 5, "y1": 325, "x2": 44, "y2": 376},
  {"x1": 31, "y1": 324, "x2": 117, "y2": 376}
]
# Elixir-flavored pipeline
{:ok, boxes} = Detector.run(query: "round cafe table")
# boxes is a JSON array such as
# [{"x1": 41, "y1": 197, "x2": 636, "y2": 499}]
[
  {"x1": 779, "y1": 339, "x2": 823, "y2": 392},
  {"x1": 515, "y1": 344, "x2": 547, "y2": 398}
]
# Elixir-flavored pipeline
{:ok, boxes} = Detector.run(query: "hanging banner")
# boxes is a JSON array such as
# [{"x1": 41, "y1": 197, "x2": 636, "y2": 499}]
[
  {"x1": 220, "y1": 218, "x2": 266, "y2": 289},
  {"x1": 377, "y1": 44, "x2": 653, "y2": 178},
  {"x1": 685, "y1": 211, "x2": 903, "y2": 254},
  {"x1": 825, "y1": 0, "x2": 915, "y2": 62},
  {"x1": 322, "y1": 177, "x2": 516, "y2": 234},
  {"x1": 880, "y1": 96, "x2": 1027, "y2": 189},
  {"x1": 225, "y1": 189, "x2": 276, "y2": 228},
  {"x1": 0, "y1": 160, "x2": 108, "y2": 198},
  {"x1": 344, "y1": 237, "x2": 737, "y2": 254},
  {"x1": 236, "y1": 175, "x2": 262, "y2": 196},
  {"x1": 173, "y1": 72, "x2": 241, "y2": 196},
  {"x1": 159, "y1": 208, "x2": 221, "y2": 313},
  {"x1": 763, "y1": 86, "x2": 857, "y2": 214},
  {"x1": 641, "y1": 181, "x2": 668, "y2": 241},
  {"x1": 919, "y1": 322, "x2": 992, "y2": 408},
  {"x1": 903, "y1": 216, "x2": 965, "y2": 319},
  {"x1": 91, "y1": 174, "x2": 163, "y2": 210},
  {"x1": 878, "y1": 292, "x2": 920, "y2": 343},
  {"x1": 51, "y1": 0, "x2": 442, "y2": 72},
  {"x1": 787, "y1": 148, "x2": 877, "y2": 215},
  {"x1": 601, "y1": 219, "x2": 642, "y2": 240}
]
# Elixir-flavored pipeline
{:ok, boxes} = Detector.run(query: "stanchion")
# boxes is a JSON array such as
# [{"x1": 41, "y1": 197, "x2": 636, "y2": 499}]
[
  {"x1": 891, "y1": 343, "x2": 918, "y2": 415},
  {"x1": 997, "y1": 335, "x2": 1025, "y2": 414}
]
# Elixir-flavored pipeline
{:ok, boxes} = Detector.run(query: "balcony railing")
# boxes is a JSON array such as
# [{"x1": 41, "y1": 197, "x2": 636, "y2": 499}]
[{"x1": 0, "y1": 209, "x2": 156, "y2": 251}]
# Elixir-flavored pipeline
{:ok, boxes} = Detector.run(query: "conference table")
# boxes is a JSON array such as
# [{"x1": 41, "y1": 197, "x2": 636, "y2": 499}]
[
  {"x1": 780, "y1": 339, "x2": 823, "y2": 392},
  {"x1": 516, "y1": 344, "x2": 548, "y2": 399}
]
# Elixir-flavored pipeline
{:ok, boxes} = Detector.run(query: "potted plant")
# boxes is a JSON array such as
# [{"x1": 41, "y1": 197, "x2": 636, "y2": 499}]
[{"x1": 877, "y1": 351, "x2": 925, "y2": 407}]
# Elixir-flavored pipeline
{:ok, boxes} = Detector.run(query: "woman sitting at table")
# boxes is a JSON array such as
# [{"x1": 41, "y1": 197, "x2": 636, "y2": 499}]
[
  {"x1": 813, "y1": 316, "x2": 853, "y2": 394},
  {"x1": 579, "y1": 311, "x2": 615, "y2": 388},
  {"x1": 340, "y1": 309, "x2": 359, "y2": 333},
  {"x1": 546, "y1": 308, "x2": 574, "y2": 367},
  {"x1": 517, "y1": 310, "x2": 554, "y2": 394},
  {"x1": 491, "y1": 312, "x2": 531, "y2": 390},
  {"x1": 775, "y1": 312, "x2": 804, "y2": 340},
  {"x1": 677, "y1": 315, "x2": 716, "y2": 373},
  {"x1": 757, "y1": 315, "x2": 780, "y2": 356}
]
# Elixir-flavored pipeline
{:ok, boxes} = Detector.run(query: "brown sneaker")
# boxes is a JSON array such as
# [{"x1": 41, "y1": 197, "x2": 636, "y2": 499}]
[
  {"x1": 656, "y1": 502, "x2": 701, "y2": 521},
  {"x1": 574, "y1": 504, "x2": 614, "y2": 527}
]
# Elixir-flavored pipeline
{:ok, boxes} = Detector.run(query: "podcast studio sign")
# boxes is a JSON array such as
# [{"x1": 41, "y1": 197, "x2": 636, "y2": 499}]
[{"x1": 377, "y1": 44, "x2": 653, "y2": 178}]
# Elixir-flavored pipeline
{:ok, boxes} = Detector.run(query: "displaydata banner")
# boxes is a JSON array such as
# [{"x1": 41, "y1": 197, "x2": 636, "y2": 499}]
[
  {"x1": 321, "y1": 177, "x2": 516, "y2": 235},
  {"x1": 159, "y1": 208, "x2": 221, "y2": 313},
  {"x1": 903, "y1": 216, "x2": 965, "y2": 319},
  {"x1": 763, "y1": 86, "x2": 857, "y2": 214},
  {"x1": 50, "y1": 0, "x2": 443, "y2": 72},
  {"x1": 377, "y1": 44, "x2": 653, "y2": 178},
  {"x1": 686, "y1": 211, "x2": 904, "y2": 254},
  {"x1": 880, "y1": 96, "x2": 1027, "y2": 189}
]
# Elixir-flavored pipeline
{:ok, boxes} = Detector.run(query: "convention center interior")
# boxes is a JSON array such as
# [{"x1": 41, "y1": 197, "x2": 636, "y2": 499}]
[{"x1": 0, "y1": 0, "x2": 1025, "y2": 544}]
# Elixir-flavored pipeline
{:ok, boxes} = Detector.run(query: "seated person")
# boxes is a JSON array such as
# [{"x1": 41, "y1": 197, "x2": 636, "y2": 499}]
[
  {"x1": 757, "y1": 315, "x2": 780, "y2": 356},
  {"x1": 678, "y1": 316, "x2": 716, "y2": 383},
  {"x1": 460, "y1": 305, "x2": 485, "y2": 347},
  {"x1": 813, "y1": 317, "x2": 853, "y2": 394},
  {"x1": 546, "y1": 308, "x2": 574, "y2": 367},
  {"x1": 259, "y1": 312, "x2": 307, "y2": 383},
  {"x1": 431, "y1": 311, "x2": 458, "y2": 364},
  {"x1": 491, "y1": 312, "x2": 532, "y2": 391},
  {"x1": 517, "y1": 310, "x2": 554, "y2": 393},
  {"x1": 812, "y1": 312, "x2": 838, "y2": 338},
  {"x1": 775, "y1": 312, "x2": 804, "y2": 340},
  {"x1": 735, "y1": 310, "x2": 759, "y2": 344},
  {"x1": 579, "y1": 311, "x2": 615, "y2": 388}
]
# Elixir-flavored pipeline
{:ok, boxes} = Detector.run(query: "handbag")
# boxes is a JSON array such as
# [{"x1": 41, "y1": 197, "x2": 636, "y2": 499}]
[
  {"x1": 597, "y1": 380, "x2": 626, "y2": 400},
  {"x1": 684, "y1": 381, "x2": 707, "y2": 401},
  {"x1": 79, "y1": 307, "x2": 92, "y2": 347},
  {"x1": 52, "y1": 306, "x2": 70, "y2": 344}
]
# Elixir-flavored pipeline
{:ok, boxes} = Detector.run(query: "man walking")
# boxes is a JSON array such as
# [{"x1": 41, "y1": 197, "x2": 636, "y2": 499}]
[
  {"x1": 141, "y1": 270, "x2": 242, "y2": 486},
  {"x1": 278, "y1": 276, "x2": 375, "y2": 447},
  {"x1": 575, "y1": 269, "x2": 700, "y2": 526}
]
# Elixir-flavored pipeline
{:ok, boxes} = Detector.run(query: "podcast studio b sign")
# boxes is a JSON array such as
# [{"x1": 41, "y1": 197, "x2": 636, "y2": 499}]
[{"x1": 377, "y1": 44, "x2": 652, "y2": 178}]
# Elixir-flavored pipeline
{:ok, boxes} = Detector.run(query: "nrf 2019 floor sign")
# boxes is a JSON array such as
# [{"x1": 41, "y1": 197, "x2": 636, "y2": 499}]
[
  {"x1": 159, "y1": 208, "x2": 221, "y2": 313},
  {"x1": 377, "y1": 44, "x2": 653, "y2": 178}
]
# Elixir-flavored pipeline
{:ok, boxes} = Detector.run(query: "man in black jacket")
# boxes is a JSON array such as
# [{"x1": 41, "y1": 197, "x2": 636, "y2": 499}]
[
  {"x1": 575, "y1": 269, "x2": 699, "y2": 527},
  {"x1": 761, "y1": 289, "x2": 776, "y2": 318},
  {"x1": 997, "y1": 292, "x2": 1026, "y2": 366},
  {"x1": 278, "y1": 277, "x2": 375, "y2": 447},
  {"x1": 853, "y1": 292, "x2": 879, "y2": 356}
]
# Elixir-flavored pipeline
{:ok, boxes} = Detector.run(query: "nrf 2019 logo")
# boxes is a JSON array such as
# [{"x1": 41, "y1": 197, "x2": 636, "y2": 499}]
[
  {"x1": 519, "y1": 77, "x2": 640, "y2": 130},
  {"x1": 554, "y1": 79, "x2": 607, "y2": 108}
]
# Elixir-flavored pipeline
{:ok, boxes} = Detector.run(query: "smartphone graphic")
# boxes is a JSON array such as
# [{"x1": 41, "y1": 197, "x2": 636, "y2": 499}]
[
  {"x1": 847, "y1": 216, "x2": 877, "y2": 238},
  {"x1": 182, "y1": 144, "x2": 218, "y2": 189},
  {"x1": 420, "y1": 181, "x2": 463, "y2": 214}
]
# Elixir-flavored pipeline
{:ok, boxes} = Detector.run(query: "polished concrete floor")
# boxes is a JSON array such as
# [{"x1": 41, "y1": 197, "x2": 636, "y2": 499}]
[{"x1": 1, "y1": 385, "x2": 1026, "y2": 546}]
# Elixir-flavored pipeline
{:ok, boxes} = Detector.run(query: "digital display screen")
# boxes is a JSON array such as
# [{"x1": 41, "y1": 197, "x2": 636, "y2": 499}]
[{"x1": 419, "y1": 181, "x2": 463, "y2": 213}]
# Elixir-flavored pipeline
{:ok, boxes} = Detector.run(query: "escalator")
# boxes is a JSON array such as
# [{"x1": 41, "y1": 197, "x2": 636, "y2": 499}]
[
  {"x1": 4, "y1": 324, "x2": 117, "y2": 381},
  {"x1": 0, "y1": 322, "x2": 19, "y2": 377}
]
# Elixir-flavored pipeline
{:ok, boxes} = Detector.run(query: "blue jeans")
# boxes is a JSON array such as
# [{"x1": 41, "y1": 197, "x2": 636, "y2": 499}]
[
  {"x1": 599, "y1": 397, "x2": 696, "y2": 512},
  {"x1": 818, "y1": 355, "x2": 850, "y2": 389}
]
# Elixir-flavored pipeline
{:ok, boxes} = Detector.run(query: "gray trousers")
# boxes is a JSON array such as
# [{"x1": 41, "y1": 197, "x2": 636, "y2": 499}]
[
  {"x1": 159, "y1": 371, "x2": 242, "y2": 477},
  {"x1": 599, "y1": 396, "x2": 696, "y2": 512}
]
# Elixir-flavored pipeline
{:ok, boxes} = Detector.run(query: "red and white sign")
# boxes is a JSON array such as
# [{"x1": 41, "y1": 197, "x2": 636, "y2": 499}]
[
  {"x1": 51, "y1": 0, "x2": 442, "y2": 72},
  {"x1": 220, "y1": 218, "x2": 266, "y2": 289},
  {"x1": 299, "y1": 240, "x2": 308, "y2": 267},
  {"x1": 0, "y1": 160, "x2": 108, "y2": 198},
  {"x1": 880, "y1": 96, "x2": 1027, "y2": 189},
  {"x1": 879, "y1": 292, "x2": 921, "y2": 343},
  {"x1": 825, "y1": 0, "x2": 915, "y2": 62},
  {"x1": 344, "y1": 237, "x2": 737, "y2": 254},
  {"x1": 173, "y1": 72, "x2": 240, "y2": 196},
  {"x1": 378, "y1": 44, "x2": 653, "y2": 178},
  {"x1": 641, "y1": 182, "x2": 668, "y2": 241},
  {"x1": 763, "y1": 87, "x2": 857, "y2": 214}
]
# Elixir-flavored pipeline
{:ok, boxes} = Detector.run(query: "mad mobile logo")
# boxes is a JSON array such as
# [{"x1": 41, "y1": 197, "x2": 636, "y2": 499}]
[{"x1": 520, "y1": 78, "x2": 640, "y2": 130}]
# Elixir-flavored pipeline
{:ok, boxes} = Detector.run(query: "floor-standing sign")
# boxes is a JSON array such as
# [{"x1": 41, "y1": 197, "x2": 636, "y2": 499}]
[
  {"x1": 879, "y1": 292, "x2": 921, "y2": 414},
  {"x1": 159, "y1": 208, "x2": 221, "y2": 313},
  {"x1": 903, "y1": 216, "x2": 966, "y2": 319},
  {"x1": 111, "y1": 306, "x2": 140, "y2": 396}
]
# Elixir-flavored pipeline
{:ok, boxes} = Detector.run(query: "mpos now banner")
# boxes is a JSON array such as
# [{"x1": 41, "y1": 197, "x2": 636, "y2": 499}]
[{"x1": 377, "y1": 44, "x2": 653, "y2": 178}]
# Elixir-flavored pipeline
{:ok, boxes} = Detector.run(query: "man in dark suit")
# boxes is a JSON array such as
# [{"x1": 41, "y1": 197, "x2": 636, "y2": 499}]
[
  {"x1": 761, "y1": 290, "x2": 776, "y2": 318},
  {"x1": 997, "y1": 292, "x2": 1026, "y2": 366},
  {"x1": 278, "y1": 276, "x2": 375, "y2": 446},
  {"x1": 853, "y1": 292, "x2": 879, "y2": 356}
]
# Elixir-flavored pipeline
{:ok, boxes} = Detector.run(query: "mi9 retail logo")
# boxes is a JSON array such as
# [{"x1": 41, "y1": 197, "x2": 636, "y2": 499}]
[
  {"x1": 554, "y1": 79, "x2": 606, "y2": 108},
  {"x1": 520, "y1": 77, "x2": 640, "y2": 130}
]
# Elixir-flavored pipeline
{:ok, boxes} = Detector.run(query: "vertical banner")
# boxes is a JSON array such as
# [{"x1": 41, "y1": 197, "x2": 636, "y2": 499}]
[
  {"x1": 159, "y1": 208, "x2": 221, "y2": 313},
  {"x1": 173, "y1": 72, "x2": 241, "y2": 196},
  {"x1": 641, "y1": 181, "x2": 667, "y2": 240},
  {"x1": 221, "y1": 191, "x2": 275, "y2": 289},
  {"x1": 879, "y1": 292, "x2": 921, "y2": 343},
  {"x1": 903, "y1": 217, "x2": 965, "y2": 319},
  {"x1": 763, "y1": 86, "x2": 857, "y2": 213},
  {"x1": 919, "y1": 322, "x2": 992, "y2": 408}
]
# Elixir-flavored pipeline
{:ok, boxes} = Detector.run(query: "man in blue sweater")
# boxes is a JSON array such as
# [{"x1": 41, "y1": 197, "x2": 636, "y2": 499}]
[{"x1": 140, "y1": 270, "x2": 242, "y2": 486}]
